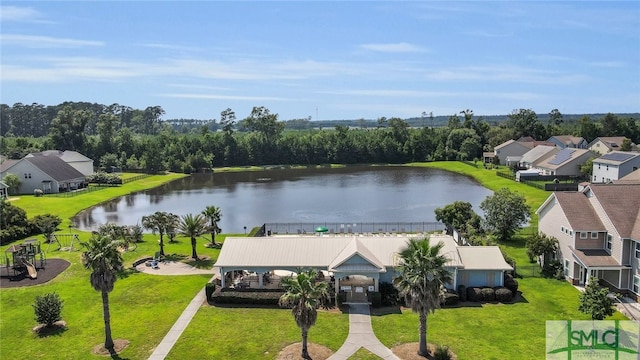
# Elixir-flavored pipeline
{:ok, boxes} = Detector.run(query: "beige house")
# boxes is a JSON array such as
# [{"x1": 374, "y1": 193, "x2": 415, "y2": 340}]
[
  {"x1": 533, "y1": 148, "x2": 597, "y2": 176},
  {"x1": 536, "y1": 184, "x2": 640, "y2": 299},
  {"x1": 214, "y1": 234, "x2": 512, "y2": 303},
  {"x1": 26, "y1": 150, "x2": 94, "y2": 176},
  {"x1": 494, "y1": 140, "x2": 532, "y2": 165},
  {"x1": 588, "y1": 137, "x2": 635, "y2": 155}
]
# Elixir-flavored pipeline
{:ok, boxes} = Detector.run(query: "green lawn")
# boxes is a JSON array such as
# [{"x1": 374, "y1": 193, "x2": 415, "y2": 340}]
[{"x1": 0, "y1": 164, "x2": 631, "y2": 360}]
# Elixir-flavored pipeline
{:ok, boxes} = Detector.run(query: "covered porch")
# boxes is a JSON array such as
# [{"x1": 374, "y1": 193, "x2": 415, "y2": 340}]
[{"x1": 570, "y1": 247, "x2": 631, "y2": 291}]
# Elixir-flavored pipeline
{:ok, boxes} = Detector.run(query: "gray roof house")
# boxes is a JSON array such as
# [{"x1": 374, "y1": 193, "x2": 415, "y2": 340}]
[
  {"x1": 536, "y1": 183, "x2": 640, "y2": 300},
  {"x1": 592, "y1": 151, "x2": 640, "y2": 183},
  {"x1": 533, "y1": 148, "x2": 597, "y2": 176},
  {"x1": 547, "y1": 135, "x2": 588, "y2": 149},
  {"x1": 214, "y1": 234, "x2": 513, "y2": 303},
  {"x1": 494, "y1": 140, "x2": 532, "y2": 165},
  {"x1": 519, "y1": 145, "x2": 559, "y2": 169},
  {"x1": 26, "y1": 150, "x2": 94, "y2": 176},
  {"x1": 0, "y1": 156, "x2": 86, "y2": 194},
  {"x1": 588, "y1": 137, "x2": 636, "y2": 155}
]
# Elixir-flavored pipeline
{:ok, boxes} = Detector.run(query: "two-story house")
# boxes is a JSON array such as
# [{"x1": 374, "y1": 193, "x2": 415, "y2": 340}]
[
  {"x1": 547, "y1": 135, "x2": 588, "y2": 149},
  {"x1": 592, "y1": 151, "x2": 640, "y2": 183},
  {"x1": 588, "y1": 137, "x2": 636, "y2": 155},
  {"x1": 536, "y1": 184, "x2": 640, "y2": 300}
]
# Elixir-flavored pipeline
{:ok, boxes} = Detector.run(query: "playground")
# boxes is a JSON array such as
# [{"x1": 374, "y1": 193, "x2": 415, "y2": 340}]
[{"x1": 1, "y1": 238, "x2": 71, "y2": 288}]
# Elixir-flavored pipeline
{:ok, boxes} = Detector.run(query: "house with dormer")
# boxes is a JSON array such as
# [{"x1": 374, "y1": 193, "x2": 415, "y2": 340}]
[
  {"x1": 588, "y1": 137, "x2": 636, "y2": 155},
  {"x1": 536, "y1": 184, "x2": 640, "y2": 300},
  {"x1": 592, "y1": 151, "x2": 640, "y2": 183}
]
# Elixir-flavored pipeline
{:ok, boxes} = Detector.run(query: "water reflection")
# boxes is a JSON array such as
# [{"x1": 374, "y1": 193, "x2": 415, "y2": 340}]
[{"x1": 74, "y1": 166, "x2": 492, "y2": 233}]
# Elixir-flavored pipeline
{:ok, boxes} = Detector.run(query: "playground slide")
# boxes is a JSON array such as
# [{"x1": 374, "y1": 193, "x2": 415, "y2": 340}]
[{"x1": 21, "y1": 258, "x2": 38, "y2": 279}]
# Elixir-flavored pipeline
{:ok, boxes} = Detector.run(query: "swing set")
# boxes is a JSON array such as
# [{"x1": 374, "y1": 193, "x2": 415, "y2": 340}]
[{"x1": 46, "y1": 233, "x2": 80, "y2": 252}]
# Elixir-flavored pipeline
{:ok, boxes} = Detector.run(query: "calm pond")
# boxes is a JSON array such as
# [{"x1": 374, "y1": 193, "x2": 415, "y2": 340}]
[{"x1": 74, "y1": 166, "x2": 492, "y2": 233}]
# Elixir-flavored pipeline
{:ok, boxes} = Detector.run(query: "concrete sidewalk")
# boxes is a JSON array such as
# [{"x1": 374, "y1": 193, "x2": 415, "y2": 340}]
[{"x1": 328, "y1": 304, "x2": 398, "y2": 360}]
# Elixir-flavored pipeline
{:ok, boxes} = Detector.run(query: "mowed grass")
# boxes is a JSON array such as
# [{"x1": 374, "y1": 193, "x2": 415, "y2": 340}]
[
  {"x1": 166, "y1": 307, "x2": 349, "y2": 359},
  {"x1": 9, "y1": 172, "x2": 188, "y2": 229},
  {"x1": 371, "y1": 278, "x2": 627, "y2": 360}
]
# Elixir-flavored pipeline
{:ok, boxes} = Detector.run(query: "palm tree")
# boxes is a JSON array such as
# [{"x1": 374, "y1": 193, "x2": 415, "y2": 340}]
[
  {"x1": 393, "y1": 236, "x2": 453, "y2": 357},
  {"x1": 81, "y1": 233, "x2": 124, "y2": 354},
  {"x1": 142, "y1": 211, "x2": 178, "y2": 256},
  {"x1": 279, "y1": 269, "x2": 328, "y2": 359},
  {"x1": 201, "y1": 205, "x2": 222, "y2": 246},
  {"x1": 178, "y1": 213, "x2": 208, "y2": 260}
]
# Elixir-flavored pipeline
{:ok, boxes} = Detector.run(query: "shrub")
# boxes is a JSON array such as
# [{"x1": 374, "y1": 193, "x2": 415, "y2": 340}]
[
  {"x1": 205, "y1": 282, "x2": 216, "y2": 301},
  {"x1": 495, "y1": 287, "x2": 513, "y2": 302},
  {"x1": 378, "y1": 281, "x2": 401, "y2": 306},
  {"x1": 442, "y1": 292, "x2": 459, "y2": 306},
  {"x1": 504, "y1": 274, "x2": 519, "y2": 294},
  {"x1": 542, "y1": 260, "x2": 565, "y2": 280},
  {"x1": 434, "y1": 345, "x2": 452, "y2": 360},
  {"x1": 212, "y1": 288, "x2": 285, "y2": 305},
  {"x1": 369, "y1": 292, "x2": 382, "y2": 307},
  {"x1": 33, "y1": 292, "x2": 63, "y2": 327},
  {"x1": 467, "y1": 287, "x2": 483, "y2": 302},
  {"x1": 33, "y1": 189, "x2": 43, "y2": 197},
  {"x1": 457, "y1": 284, "x2": 467, "y2": 302},
  {"x1": 481, "y1": 287, "x2": 495, "y2": 302}
]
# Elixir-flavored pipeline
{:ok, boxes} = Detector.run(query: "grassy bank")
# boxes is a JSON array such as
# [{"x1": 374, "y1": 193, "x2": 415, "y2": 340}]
[{"x1": 9, "y1": 173, "x2": 189, "y2": 229}]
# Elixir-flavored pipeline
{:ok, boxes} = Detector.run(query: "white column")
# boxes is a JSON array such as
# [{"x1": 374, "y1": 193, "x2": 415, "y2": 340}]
[
  {"x1": 258, "y1": 272, "x2": 263, "y2": 289},
  {"x1": 334, "y1": 276, "x2": 339, "y2": 306},
  {"x1": 374, "y1": 278, "x2": 379, "y2": 292},
  {"x1": 221, "y1": 269, "x2": 225, "y2": 288}
]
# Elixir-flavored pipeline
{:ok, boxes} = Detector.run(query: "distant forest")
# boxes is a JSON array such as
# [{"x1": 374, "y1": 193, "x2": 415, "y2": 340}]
[{"x1": 1, "y1": 102, "x2": 638, "y2": 173}]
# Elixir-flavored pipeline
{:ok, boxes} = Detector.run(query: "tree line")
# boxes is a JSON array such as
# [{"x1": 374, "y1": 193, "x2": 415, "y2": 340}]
[{"x1": 1, "y1": 102, "x2": 639, "y2": 173}]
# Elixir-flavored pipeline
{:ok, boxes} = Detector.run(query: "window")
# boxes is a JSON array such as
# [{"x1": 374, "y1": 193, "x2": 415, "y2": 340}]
[
  {"x1": 561, "y1": 226, "x2": 565, "y2": 233},
  {"x1": 570, "y1": 230, "x2": 573, "y2": 236},
  {"x1": 591, "y1": 232, "x2": 598, "y2": 239},
  {"x1": 606, "y1": 165, "x2": 609, "y2": 170},
  {"x1": 580, "y1": 232, "x2": 587, "y2": 239},
  {"x1": 564, "y1": 259, "x2": 570, "y2": 277},
  {"x1": 606, "y1": 234, "x2": 612, "y2": 251},
  {"x1": 598, "y1": 164, "x2": 601, "y2": 169},
  {"x1": 635, "y1": 242, "x2": 640, "y2": 259},
  {"x1": 634, "y1": 275, "x2": 640, "y2": 294}
]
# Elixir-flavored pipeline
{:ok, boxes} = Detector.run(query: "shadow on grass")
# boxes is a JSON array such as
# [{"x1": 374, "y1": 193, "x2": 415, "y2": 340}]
[
  {"x1": 163, "y1": 253, "x2": 187, "y2": 262},
  {"x1": 34, "y1": 323, "x2": 68, "y2": 338},
  {"x1": 117, "y1": 268, "x2": 139, "y2": 279},
  {"x1": 186, "y1": 257, "x2": 215, "y2": 269},
  {"x1": 370, "y1": 305, "x2": 403, "y2": 316}
]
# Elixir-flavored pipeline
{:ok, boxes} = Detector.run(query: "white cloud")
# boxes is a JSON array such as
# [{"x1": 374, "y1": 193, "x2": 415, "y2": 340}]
[
  {"x1": 1, "y1": 34, "x2": 104, "y2": 48},
  {"x1": 360, "y1": 42, "x2": 427, "y2": 53},
  {"x1": 0, "y1": 6, "x2": 49, "y2": 23},
  {"x1": 159, "y1": 93, "x2": 288, "y2": 101},
  {"x1": 425, "y1": 65, "x2": 590, "y2": 84},
  {"x1": 321, "y1": 89, "x2": 541, "y2": 101}
]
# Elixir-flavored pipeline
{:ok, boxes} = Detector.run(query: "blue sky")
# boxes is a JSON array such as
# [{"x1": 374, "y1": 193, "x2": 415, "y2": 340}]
[{"x1": 1, "y1": 1, "x2": 639, "y2": 121}]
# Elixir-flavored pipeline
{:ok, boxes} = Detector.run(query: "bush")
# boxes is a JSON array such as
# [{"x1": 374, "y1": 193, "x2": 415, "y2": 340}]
[
  {"x1": 442, "y1": 292, "x2": 459, "y2": 306},
  {"x1": 504, "y1": 274, "x2": 519, "y2": 294},
  {"x1": 369, "y1": 292, "x2": 382, "y2": 307},
  {"x1": 33, "y1": 189, "x2": 43, "y2": 197},
  {"x1": 434, "y1": 345, "x2": 452, "y2": 360},
  {"x1": 457, "y1": 285, "x2": 467, "y2": 302},
  {"x1": 481, "y1": 287, "x2": 495, "y2": 302},
  {"x1": 495, "y1": 287, "x2": 513, "y2": 302},
  {"x1": 205, "y1": 282, "x2": 216, "y2": 301},
  {"x1": 33, "y1": 292, "x2": 63, "y2": 327},
  {"x1": 86, "y1": 172, "x2": 122, "y2": 185},
  {"x1": 379, "y1": 281, "x2": 401, "y2": 306},
  {"x1": 212, "y1": 288, "x2": 285, "y2": 305},
  {"x1": 542, "y1": 260, "x2": 565, "y2": 280},
  {"x1": 466, "y1": 287, "x2": 483, "y2": 302}
]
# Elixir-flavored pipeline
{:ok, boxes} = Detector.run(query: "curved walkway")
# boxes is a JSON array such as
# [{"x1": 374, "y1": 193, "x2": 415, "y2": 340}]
[{"x1": 328, "y1": 304, "x2": 399, "y2": 360}]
